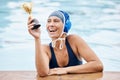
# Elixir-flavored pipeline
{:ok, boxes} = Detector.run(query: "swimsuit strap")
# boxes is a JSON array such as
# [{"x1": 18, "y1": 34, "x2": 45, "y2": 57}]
[
  {"x1": 49, "y1": 43, "x2": 59, "y2": 68},
  {"x1": 65, "y1": 38, "x2": 82, "y2": 66},
  {"x1": 49, "y1": 38, "x2": 82, "y2": 68}
]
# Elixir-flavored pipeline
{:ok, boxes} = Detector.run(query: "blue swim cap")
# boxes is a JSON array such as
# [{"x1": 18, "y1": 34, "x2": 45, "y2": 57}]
[
  {"x1": 48, "y1": 10, "x2": 71, "y2": 33},
  {"x1": 59, "y1": 10, "x2": 71, "y2": 33}
]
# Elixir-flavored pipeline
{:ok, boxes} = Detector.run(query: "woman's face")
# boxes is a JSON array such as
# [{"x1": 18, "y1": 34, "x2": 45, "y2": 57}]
[{"x1": 46, "y1": 16, "x2": 64, "y2": 40}]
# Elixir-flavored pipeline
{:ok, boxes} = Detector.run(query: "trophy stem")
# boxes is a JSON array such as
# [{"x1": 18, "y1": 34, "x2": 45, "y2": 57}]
[{"x1": 28, "y1": 14, "x2": 33, "y2": 19}]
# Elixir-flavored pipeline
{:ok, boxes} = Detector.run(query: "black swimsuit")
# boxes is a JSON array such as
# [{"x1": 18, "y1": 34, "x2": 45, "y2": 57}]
[{"x1": 49, "y1": 38, "x2": 82, "y2": 68}]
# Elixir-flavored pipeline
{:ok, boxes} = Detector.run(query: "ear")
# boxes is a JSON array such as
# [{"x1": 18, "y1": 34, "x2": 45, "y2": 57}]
[{"x1": 64, "y1": 19, "x2": 71, "y2": 33}]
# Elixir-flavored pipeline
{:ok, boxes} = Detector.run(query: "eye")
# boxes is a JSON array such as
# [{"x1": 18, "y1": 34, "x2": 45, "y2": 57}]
[
  {"x1": 47, "y1": 19, "x2": 51, "y2": 23},
  {"x1": 54, "y1": 19, "x2": 60, "y2": 22}
]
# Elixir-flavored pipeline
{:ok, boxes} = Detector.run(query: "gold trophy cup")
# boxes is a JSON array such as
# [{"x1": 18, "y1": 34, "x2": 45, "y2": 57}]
[{"x1": 22, "y1": 2, "x2": 41, "y2": 30}]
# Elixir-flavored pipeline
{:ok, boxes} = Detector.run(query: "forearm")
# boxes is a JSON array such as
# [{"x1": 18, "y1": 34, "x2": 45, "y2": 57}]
[
  {"x1": 35, "y1": 38, "x2": 49, "y2": 76},
  {"x1": 66, "y1": 61, "x2": 103, "y2": 74}
]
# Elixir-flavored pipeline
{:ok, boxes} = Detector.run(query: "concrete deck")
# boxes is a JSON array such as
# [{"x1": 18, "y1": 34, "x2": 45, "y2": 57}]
[{"x1": 0, "y1": 71, "x2": 119, "y2": 80}]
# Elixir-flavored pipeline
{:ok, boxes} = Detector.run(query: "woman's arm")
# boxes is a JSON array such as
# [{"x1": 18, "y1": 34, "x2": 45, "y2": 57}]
[
  {"x1": 65, "y1": 34, "x2": 103, "y2": 73},
  {"x1": 35, "y1": 39, "x2": 49, "y2": 77},
  {"x1": 27, "y1": 16, "x2": 49, "y2": 77}
]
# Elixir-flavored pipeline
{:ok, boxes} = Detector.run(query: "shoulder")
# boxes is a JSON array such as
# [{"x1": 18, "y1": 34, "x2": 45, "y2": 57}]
[
  {"x1": 67, "y1": 34, "x2": 88, "y2": 50},
  {"x1": 42, "y1": 43, "x2": 51, "y2": 53},
  {"x1": 42, "y1": 43, "x2": 50, "y2": 49},
  {"x1": 67, "y1": 34, "x2": 80, "y2": 39},
  {"x1": 67, "y1": 34, "x2": 84, "y2": 44},
  {"x1": 42, "y1": 44, "x2": 51, "y2": 59}
]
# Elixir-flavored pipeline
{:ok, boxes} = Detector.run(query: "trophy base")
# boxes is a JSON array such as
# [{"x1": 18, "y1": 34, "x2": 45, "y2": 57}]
[
  {"x1": 32, "y1": 24, "x2": 41, "y2": 30},
  {"x1": 31, "y1": 18, "x2": 41, "y2": 30}
]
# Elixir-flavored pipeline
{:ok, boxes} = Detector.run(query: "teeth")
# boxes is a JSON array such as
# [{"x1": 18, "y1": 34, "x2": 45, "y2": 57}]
[{"x1": 50, "y1": 30, "x2": 56, "y2": 32}]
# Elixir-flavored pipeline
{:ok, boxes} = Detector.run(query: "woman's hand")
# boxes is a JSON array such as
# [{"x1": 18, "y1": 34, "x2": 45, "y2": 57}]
[
  {"x1": 48, "y1": 68, "x2": 67, "y2": 75},
  {"x1": 27, "y1": 16, "x2": 40, "y2": 39}
]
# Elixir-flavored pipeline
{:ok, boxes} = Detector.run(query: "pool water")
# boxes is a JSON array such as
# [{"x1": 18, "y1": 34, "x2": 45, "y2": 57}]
[{"x1": 0, "y1": 0, "x2": 120, "y2": 71}]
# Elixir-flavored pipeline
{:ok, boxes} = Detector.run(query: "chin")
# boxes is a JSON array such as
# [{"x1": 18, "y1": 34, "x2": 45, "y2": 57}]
[{"x1": 49, "y1": 35, "x2": 59, "y2": 39}]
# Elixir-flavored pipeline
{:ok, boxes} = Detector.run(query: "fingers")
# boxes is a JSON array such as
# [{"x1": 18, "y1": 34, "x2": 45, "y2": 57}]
[
  {"x1": 28, "y1": 22, "x2": 34, "y2": 29},
  {"x1": 27, "y1": 15, "x2": 34, "y2": 27},
  {"x1": 48, "y1": 69, "x2": 56, "y2": 75},
  {"x1": 27, "y1": 19, "x2": 33, "y2": 27},
  {"x1": 48, "y1": 68, "x2": 67, "y2": 75},
  {"x1": 27, "y1": 15, "x2": 36, "y2": 30}
]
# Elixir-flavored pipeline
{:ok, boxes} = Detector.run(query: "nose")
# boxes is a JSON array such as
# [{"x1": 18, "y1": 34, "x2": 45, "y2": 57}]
[{"x1": 48, "y1": 21, "x2": 54, "y2": 27}]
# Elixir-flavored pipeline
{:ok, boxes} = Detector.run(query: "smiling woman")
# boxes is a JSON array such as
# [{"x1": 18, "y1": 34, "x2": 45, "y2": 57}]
[
  {"x1": 47, "y1": 16, "x2": 64, "y2": 39},
  {"x1": 0, "y1": 0, "x2": 120, "y2": 73},
  {"x1": 27, "y1": 10, "x2": 103, "y2": 77}
]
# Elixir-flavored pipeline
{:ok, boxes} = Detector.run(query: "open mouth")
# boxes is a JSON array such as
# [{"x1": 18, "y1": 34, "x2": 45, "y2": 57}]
[{"x1": 49, "y1": 29, "x2": 57, "y2": 32}]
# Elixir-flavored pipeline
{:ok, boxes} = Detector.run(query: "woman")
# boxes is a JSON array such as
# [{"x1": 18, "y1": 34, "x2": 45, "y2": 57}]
[{"x1": 27, "y1": 10, "x2": 103, "y2": 77}]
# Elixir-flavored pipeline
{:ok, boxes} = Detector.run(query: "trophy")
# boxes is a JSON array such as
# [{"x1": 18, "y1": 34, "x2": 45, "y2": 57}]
[{"x1": 22, "y1": 2, "x2": 41, "y2": 30}]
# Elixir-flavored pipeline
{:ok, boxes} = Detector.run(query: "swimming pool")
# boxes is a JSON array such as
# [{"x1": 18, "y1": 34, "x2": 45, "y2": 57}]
[{"x1": 0, "y1": 0, "x2": 120, "y2": 71}]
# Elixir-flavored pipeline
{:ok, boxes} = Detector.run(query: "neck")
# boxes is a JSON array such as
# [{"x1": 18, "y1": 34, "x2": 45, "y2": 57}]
[
  {"x1": 51, "y1": 33, "x2": 67, "y2": 50},
  {"x1": 54, "y1": 39, "x2": 66, "y2": 50}
]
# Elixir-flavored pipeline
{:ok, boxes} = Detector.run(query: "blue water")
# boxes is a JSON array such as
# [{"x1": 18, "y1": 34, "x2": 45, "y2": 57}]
[{"x1": 0, "y1": 0, "x2": 120, "y2": 71}]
